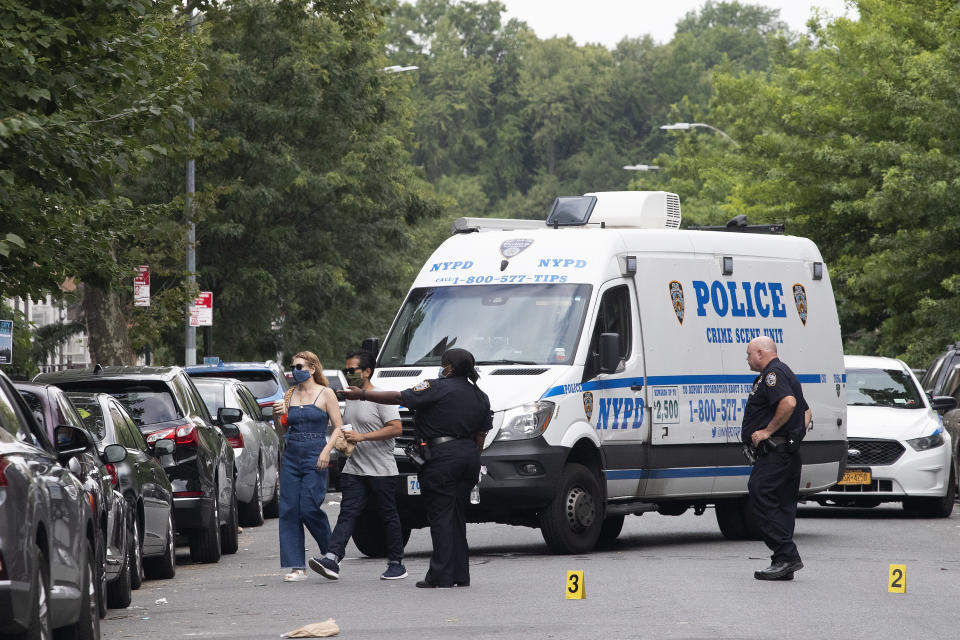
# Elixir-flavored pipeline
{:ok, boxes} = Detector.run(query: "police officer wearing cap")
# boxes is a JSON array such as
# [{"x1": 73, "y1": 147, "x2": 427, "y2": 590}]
[
  {"x1": 341, "y1": 347, "x2": 491, "y2": 588},
  {"x1": 742, "y1": 336, "x2": 810, "y2": 581}
]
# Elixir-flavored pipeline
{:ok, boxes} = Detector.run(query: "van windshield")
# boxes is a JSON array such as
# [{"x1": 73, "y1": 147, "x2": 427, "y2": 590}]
[{"x1": 380, "y1": 284, "x2": 592, "y2": 366}]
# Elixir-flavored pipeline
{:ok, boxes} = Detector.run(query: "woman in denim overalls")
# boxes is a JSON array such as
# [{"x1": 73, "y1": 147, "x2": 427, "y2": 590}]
[{"x1": 274, "y1": 351, "x2": 343, "y2": 582}]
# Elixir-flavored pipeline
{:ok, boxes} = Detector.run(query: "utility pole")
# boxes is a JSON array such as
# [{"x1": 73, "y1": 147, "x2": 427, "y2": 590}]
[{"x1": 184, "y1": 6, "x2": 197, "y2": 366}]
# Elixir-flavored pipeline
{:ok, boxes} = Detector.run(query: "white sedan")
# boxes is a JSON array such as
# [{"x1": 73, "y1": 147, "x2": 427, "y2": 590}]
[{"x1": 817, "y1": 355, "x2": 956, "y2": 517}]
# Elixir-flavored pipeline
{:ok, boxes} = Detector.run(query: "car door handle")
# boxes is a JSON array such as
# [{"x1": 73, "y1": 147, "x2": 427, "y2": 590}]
[{"x1": 630, "y1": 384, "x2": 644, "y2": 391}]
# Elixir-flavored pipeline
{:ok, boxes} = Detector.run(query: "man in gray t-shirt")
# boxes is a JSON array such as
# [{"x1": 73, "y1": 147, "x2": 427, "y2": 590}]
[{"x1": 309, "y1": 351, "x2": 407, "y2": 581}]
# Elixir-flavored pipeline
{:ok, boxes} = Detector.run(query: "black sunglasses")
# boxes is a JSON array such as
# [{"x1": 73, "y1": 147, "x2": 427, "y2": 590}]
[
  {"x1": 292, "y1": 363, "x2": 309, "y2": 371},
  {"x1": 342, "y1": 367, "x2": 363, "y2": 375}
]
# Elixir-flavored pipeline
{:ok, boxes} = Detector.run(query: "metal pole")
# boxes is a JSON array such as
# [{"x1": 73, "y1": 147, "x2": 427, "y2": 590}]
[{"x1": 184, "y1": 7, "x2": 197, "y2": 366}]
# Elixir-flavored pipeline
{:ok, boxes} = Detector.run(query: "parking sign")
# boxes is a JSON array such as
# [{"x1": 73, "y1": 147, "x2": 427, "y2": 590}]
[{"x1": 189, "y1": 292, "x2": 213, "y2": 327}]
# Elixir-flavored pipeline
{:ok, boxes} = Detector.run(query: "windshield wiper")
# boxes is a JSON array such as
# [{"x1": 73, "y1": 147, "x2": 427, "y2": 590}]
[{"x1": 475, "y1": 359, "x2": 538, "y2": 366}]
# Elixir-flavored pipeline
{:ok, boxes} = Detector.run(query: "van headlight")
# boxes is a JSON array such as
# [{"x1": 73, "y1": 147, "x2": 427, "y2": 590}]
[
  {"x1": 907, "y1": 432, "x2": 945, "y2": 451},
  {"x1": 495, "y1": 401, "x2": 555, "y2": 441}
]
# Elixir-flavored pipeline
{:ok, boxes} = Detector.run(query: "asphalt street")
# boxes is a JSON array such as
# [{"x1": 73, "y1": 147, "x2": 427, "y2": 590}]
[{"x1": 102, "y1": 495, "x2": 960, "y2": 640}]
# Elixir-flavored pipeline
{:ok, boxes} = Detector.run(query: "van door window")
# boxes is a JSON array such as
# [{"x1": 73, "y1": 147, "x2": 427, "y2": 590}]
[{"x1": 583, "y1": 284, "x2": 632, "y2": 381}]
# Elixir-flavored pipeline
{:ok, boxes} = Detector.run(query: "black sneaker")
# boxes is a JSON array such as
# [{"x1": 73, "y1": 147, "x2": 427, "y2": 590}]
[
  {"x1": 309, "y1": 556, "x2": 340, "y2": 580},
  {"x1": 380, "y1": 562, "x2": 408, "y2": 580}
]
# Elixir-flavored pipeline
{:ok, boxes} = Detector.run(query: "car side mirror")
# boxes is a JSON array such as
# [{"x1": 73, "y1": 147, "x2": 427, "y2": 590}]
[
  {"x1": 931, "y1": 396, "x2": 958, "y2": 414},
  {"x1": 55, "y1": 424, "x2": 94, "y2": 458},
  {"x1": 153, "y1": 438, "x2": 175, "y2": 456},
  {"x1": 260, "y1": 405, "x2": 274, "y2": 419},
  {"x1": 599, "y1": 332, "x2": 621, "y2": 374},
  {"x1": 217, "y1": 407, "x2": 243, "y2": 424},
  {"x1": 102, "y1": 443, "x2": 127, "y2": 464}
]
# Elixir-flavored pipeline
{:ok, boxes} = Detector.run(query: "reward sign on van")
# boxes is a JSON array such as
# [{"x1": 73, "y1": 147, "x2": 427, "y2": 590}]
[{"x1": 0, "y1": 319, "x2": 12, "y2": 365}]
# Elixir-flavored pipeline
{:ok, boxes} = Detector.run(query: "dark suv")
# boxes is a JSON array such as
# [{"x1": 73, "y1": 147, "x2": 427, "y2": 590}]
[
  {"x1": 35, "y1": 366, "x2": 239, "y2": 563},
  {"x1": 921, "y1": 344, "x2": 960, "y2": 397}
]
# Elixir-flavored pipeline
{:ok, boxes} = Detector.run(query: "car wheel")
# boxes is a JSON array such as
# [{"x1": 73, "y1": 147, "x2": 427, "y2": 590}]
[
  {"x1": 105, "y1": 537, "x2": 132, "y2": 609},
  {"x1": 58, "y1": 540, "x2": 100, "y2": 640},
  {"x1": 188, "y1": 492, "x2": 222, "y2": 564},
  {"x1": 129, "y1": 516, "x2": 143, "y2": 590},
  {"x1": 18, "y1": 546, "x2": 52, "y2": 640},
  {"x1": 95, "y1": 536, "x2": 107, "y2": 619},
  {"x1": 539, "y1": 463, "x2": 603, "y2": 554},
  {"x1": 263, "y1": 457, "x2": 280, "y2": 519},
  {"x1": 144, "y1": 509, "x2": 176, "y2": 579},
  {"x1": 239, "y1": 468, "x2": 264, "y2": 527},
  {"x1": 220, "y1": 482, "x2": 239, "y2": 555},
  {"x1": 905, "y1": 462, "x2": 957, "y2": 518}
]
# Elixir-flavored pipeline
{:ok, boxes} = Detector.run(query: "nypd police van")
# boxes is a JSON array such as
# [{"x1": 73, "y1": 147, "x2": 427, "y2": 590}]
[{"x1": 358, "y1": 191, "x2": 847, "y2": 555}]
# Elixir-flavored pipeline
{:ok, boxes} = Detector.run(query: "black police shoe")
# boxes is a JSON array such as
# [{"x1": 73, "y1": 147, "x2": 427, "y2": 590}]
[
  {"x1": 416, "y1": 580, "x2": 453, "y2": 589},
  {"x1": 754, "y1": 560, "x2": 803, "y2": 580}
]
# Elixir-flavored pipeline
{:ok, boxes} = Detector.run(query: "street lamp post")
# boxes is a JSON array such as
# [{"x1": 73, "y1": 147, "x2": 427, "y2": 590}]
[{"x1": 660, "y1": 122, "x2": 738, "y2": 146}]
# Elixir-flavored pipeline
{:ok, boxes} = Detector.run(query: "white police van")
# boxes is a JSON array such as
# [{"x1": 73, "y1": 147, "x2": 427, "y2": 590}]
[{"x1": 358, "y1": 191, "x2": 847, "y2": 555}]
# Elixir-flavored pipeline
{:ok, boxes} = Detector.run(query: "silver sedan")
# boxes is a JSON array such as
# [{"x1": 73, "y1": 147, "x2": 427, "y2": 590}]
[{"x1": 193, "y1": 378, "x2": 281, "y2": 526}]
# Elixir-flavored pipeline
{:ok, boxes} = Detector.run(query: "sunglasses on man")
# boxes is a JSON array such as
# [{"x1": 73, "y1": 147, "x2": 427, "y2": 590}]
[{"x1": 342, "y1": 367, "x2": 364, "y2": 375}]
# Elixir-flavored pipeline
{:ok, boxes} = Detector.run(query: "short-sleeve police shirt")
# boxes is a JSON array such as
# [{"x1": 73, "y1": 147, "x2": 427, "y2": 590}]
[
  {"x1": 399, "y1": 376, "x2": 493, "y2": 440},
  {"x1": 741, "y1": 358, "x2": 808, "y2": 443}
]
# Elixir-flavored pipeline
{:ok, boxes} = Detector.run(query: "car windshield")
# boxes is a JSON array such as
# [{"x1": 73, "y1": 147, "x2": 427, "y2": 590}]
[
  {"x1": 188, "y1": 371, "x2": 278, "y2": 398},
  {"x1": 194, "y1": 382, "x2": 226, "y2": 415},
  {"x1": 380, "y1": 283, "x2": 592, "y2": 366},
  {"x1": 846, "y1": 368, "x2": 924, "y2": 409},
  {"x1": 49, "y1": 380, "x2": 181, "y2": 425}
]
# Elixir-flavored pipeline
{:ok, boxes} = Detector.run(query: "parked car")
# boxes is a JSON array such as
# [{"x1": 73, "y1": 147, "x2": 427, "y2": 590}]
[
  {"x1": 0, "y1": 369, "x2": 102, "y2": 639},
  {"x1": 192, "y1": 377, "x2": 281, "y2": 524},
  {"x1": 919, "y1": 342, "x2": 960, "y2": 396},
  {"x1": 185, "y1": 360, "x2": 288, "y2": 426},
  {"x1": 34, "y1": 365, "x2": 239, "y2": 564},
  {"x1": 67, "y1": 391, "x2": 178, "y2": 584},
  {"x1": 15, "y1": 380, "x2": 130, "y2": 613},
  {"x1": 817, "y1": 355, "x2": 957, "y2": 516}
]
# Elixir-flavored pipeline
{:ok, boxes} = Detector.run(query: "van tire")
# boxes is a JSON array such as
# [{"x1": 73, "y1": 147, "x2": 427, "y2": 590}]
[
  {"x1": 596, "y1": 515, "x2": 625, "y2": 548},
  {"x1": 715, "y1": 497, "x2": 763, "y2": 541},
  {"x1": 351, "y1": 511, "x2": 412, "y2": 558},
  {"x1": 539, "y1": 463, "x2": 603, "y2": 554}
]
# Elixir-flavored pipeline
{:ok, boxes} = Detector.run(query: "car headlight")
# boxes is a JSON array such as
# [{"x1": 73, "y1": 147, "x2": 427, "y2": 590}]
[
  {"x1": 907, "y1": 432, "x2": 945, "y2": 451},
  {"x1": 495, "y1": 401, "x2": 555, "y2": 441}
]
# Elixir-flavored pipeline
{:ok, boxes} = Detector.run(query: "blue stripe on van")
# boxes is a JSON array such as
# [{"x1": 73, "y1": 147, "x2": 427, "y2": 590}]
[
  {"x1": 542, "y1": 373, "x2": 831, "y2": 400},
  {"x1": 606, "y1": 466, "x2": 753, "y2": 480}
]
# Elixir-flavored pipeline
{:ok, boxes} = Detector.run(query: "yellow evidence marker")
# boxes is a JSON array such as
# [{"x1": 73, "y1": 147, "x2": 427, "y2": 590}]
[
  {"x1": 888, "y1": 564, "x2": 906, "y2": 593},
  {"x1": 566, "y1": 570, "x2": 585, "y2": 599}
]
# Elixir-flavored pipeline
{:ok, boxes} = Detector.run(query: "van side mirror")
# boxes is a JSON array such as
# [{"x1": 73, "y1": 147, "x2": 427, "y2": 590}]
[
  {"x1": 931, "y1": 396, "x2": 958, "y2": 414},
  {"x1": 217, "y1": 407, "x2": 243, "y2": 424},
  {"x1": 599, "y1": 333, "x2": 621, "y2": 374},
  {"x1": 361, "y1": 337, "x2": 379, "y2": 356}
]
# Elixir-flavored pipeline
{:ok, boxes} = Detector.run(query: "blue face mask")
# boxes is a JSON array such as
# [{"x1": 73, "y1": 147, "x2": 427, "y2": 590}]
[{"x1": 292, "y1": 367, "x2": 311, "y2": 384}]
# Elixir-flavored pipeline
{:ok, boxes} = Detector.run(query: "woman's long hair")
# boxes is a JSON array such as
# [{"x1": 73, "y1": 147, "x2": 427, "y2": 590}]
[{"x1": 294, "y1": 350, "x2": 329, "y2": 387}]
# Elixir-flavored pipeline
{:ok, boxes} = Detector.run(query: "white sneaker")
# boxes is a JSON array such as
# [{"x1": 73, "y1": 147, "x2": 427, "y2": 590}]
[{"x1": 283, "y1": 569, "x2": 307, "y2": 582}]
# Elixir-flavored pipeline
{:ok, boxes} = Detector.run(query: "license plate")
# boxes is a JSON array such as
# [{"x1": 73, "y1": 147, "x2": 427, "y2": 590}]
[
  {"x1": 406, "y1": 475, "x2": 421, "y2": 495},
  {"x1": 838, "y1": 469, "x2": 872, "y2": 486}
]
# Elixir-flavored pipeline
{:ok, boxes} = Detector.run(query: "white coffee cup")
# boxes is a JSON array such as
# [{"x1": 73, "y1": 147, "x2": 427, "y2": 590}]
[{"x1": 341, "y1": 424, "x2": 353, "y2": 432}]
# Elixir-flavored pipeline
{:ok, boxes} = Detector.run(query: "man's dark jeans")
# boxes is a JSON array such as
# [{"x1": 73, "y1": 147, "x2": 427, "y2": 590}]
[{"x1": 327, "y1": 473, "x2": 405, "y2": 563}]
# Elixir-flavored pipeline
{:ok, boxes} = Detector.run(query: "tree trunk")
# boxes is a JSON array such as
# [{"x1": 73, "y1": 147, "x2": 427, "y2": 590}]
[{"x1": 82, "y1": 284, "x2": 135, "y2": 365}]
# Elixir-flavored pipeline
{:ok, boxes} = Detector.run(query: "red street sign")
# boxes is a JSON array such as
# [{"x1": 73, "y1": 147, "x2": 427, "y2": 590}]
[
  {"x1": 134, "y1": 265, "x2": 150, "y2": 307},
  {"x1": 189, "y1": 292, "x2": 213, "y2": 327}
]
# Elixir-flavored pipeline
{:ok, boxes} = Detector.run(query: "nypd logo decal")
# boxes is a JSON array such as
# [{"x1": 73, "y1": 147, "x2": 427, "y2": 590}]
[
  {"x1": 793, "y1": 283, "x2": 808, "y2": 326},
  {"x1": 583, "y1": 391, "x2": 594, "y2": 421},
  {"x1": 669, "y1": 280, "x2": 684, "y2": 324}
]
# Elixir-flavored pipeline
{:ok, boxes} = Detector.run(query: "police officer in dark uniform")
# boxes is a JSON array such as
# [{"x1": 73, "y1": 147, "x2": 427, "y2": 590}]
[
  {"x1": 341, "y1": 347, "x2": 491, "y2": 588},
  {"x1": 742, "y1": 336, "x2": 810, "y2": 581}
]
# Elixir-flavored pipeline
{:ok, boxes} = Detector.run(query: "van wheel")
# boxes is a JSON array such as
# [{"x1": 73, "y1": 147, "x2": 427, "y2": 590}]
[
  {"x1": 351, "y1": 511, "x2": 412, "y2": 558},
  {"x1": 905, "y1": 462, "x2": 956, "y2": 518},
  {"x1": 189, "y1": 495, "x2": 221, "y2": 564},
  {"x1": 715, "y1": 497, "x2": 763, "y2": 541},
  {"x1": 239, "y1": 469, "x2": 265, "y2": 527},
  {"x1": 596, "y1": 515, "x2": 625, "y2": 548},
  {"x1": 539, "y1": 463, "x2": 602, "y2": 554}
]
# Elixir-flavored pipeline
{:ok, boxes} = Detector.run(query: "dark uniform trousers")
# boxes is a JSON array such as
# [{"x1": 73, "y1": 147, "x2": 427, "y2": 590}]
[
  {"x1": 748, "y1": 446, "x2": 802, "y2": 563},
  {"x1": 419, "y1": 438, "x2": 481, "y2": 586}
]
